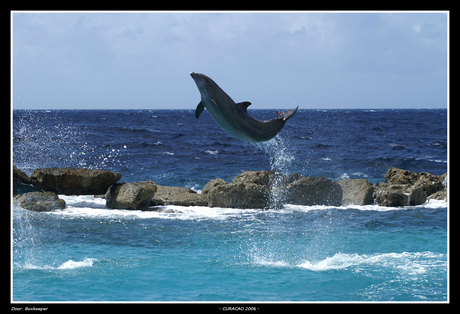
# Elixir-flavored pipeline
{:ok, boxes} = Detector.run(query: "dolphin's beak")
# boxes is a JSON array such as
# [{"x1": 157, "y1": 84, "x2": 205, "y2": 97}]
[{"x1": 190, "y1": 72, "x2": 197, "y2": 81}]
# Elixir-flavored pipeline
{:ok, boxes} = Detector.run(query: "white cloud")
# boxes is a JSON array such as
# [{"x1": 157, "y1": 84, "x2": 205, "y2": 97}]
[{"x1": 12, "y1": 11, "x2": 448, "y2": 109}]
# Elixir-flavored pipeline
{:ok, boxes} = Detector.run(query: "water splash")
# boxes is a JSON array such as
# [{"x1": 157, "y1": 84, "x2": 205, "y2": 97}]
[
  {"x1": 12, "y1": 205, "x2": 41, "y2": 268},
  {"x1": 256, "y1": 134, "x2": 296, "y2": 174},
  {"x1": 255, "y1": 135, "x2": 298, "y2": 208}
]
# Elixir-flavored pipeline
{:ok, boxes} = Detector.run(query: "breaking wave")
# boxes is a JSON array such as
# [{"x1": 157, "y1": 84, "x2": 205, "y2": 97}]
[
  {"x1": 250, "y1": 251, "x2": 447, "y2": 274},
  {"x1": 21, "y1": 258, "x2": 97, "y2": 271}
]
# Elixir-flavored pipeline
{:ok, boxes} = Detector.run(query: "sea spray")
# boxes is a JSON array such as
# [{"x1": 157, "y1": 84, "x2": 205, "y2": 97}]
[
  {"x1": 13, "y1": 110, "x2": 125, "y2": 174},
  {"x1": 255, "y1": 135, "x2": 298, "y2": 208},
  {"x1": 12, "y1": 205, "x2": 41, "y2": 269}
]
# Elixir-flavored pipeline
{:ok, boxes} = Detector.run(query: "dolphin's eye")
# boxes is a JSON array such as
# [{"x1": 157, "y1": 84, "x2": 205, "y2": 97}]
[{"x1": 206, "y1": 80, "x2": 209, "y2": 83}]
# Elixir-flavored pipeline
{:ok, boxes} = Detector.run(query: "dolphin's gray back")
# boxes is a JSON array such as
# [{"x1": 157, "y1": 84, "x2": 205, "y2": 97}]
[{"x1": 191, "y1": 72, "x2": 298, "y2": 143}]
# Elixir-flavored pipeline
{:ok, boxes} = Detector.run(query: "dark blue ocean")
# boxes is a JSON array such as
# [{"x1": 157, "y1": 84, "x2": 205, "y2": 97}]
[{"x1": 12, "y1": 109, "x2": 448, "y2": 302}]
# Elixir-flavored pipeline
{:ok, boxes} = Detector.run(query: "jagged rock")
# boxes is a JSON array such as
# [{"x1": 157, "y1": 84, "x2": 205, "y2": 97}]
[
  {"x1": 106, "y1": 181, "x2": 157, "y2": 210},
  {"x1": 13, "y1": 191, "x2": 66, "y2": 211},
  {"x1": 202, "y1": 178, "x2": 228, "y2": 194},
  {"x1": 205, "y1": 173, "x2": 344, "y2": 208},
  {"x1": 413, "y1": 172, "x2": 444, "y2": 196},
  {"x1": 373, "y1": 183, "x2": 426, "y2": 207},
  {"x1": 408, "y1": 186, "x2": 427, "y2": 206},
  {"x1": 230, "y1": 170, "x2": 303, "y2": 189},
  {"x1": 428, "y1": 190, "x2": 447, "y2": 201},
  {"x1": 150, "y1": 185, "x2": 207, "y2": 206},
  {"x1": 384, "y1": 167, "x2": 444, "y2": 197},
  {"x1": 441, "y1": 173, "x2": 448, "y2": 190},
  {"x1": 13, "y1": 165, "x2": 32, "y2": 184},
  {"x1": 206, "y1": 182, "x2": 270, "y2": 209},
  {"x1": 384, "y1": 167, "x2": 419, "y2": 185},
  {"x1": 230, "y1": 170, "x2": 272, "y2": 186},
  {"x1": 374, "y1": 183, "x2": 408, "y2": 207},
  {"x1": 284, "y1": 176, "x2": 342, "y2": 206},
  {"x1": 204, "y1": 172, "x2": 273, "y2": 209},
  {"x1": 337, "y1": 179, "x2": 374, "y2": 205},
  {"x1": 30, "y1": 168, "x2": 122, "y2": 195}
]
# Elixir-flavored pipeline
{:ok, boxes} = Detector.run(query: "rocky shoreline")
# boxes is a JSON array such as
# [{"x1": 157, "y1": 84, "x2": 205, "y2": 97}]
[{"x1": 13, "y1": 165, "x2": 447, "y2": 212}]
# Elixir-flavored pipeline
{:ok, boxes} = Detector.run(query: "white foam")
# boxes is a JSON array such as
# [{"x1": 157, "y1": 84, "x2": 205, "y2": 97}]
[
  {"x1": 424, "y1": 198, "x2": 448, "y2": 209},
  {"x1": 204, "y1": 150, "x2": 218, "y2": 155},
  {"x1": 52, "y1": 195, "x2": 448, "y2": 222},
  {"x1": 251, "y1": 252, "x2": 446, "y2": 274},
  {"x1": 57, "y1": 258, "x2": 96, "y2": 269},
  {"x1": 304, "y1": 252, "x2": 446, "y2": 274},
  {"x1": 22, "y1": 258, "x2": 96, "y2": 270},
  {"x1": 55, "y1": 196, "x2": 260, "y2": 221}
]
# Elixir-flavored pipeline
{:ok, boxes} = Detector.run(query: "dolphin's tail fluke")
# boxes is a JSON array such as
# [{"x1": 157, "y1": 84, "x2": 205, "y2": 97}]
[{"x1": 276, "y1": 106, "x2": 299, "y2": 121}]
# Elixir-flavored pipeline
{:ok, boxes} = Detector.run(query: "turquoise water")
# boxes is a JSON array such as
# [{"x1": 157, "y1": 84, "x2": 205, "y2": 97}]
[
  {"x1": 12, "y1": 109, "x2": 448, "y2": 302},
  {"x1": 13, "y1": 198, "x2": 447, "y2": 302}
]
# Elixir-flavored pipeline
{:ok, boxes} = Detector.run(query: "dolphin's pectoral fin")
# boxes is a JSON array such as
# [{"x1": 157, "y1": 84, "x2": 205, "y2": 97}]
[
  {"x1": 236, "y1": 101, "x2": 252, "y2": 113},
  {"x1": 276, "y1": 106, "x2": 299, "y2": 121},
  {"x1": 195, "y1": 101, "x2": 205, "y2": 119}
]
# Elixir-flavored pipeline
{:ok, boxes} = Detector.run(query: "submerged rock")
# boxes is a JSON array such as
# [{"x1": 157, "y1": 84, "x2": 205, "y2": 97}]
[
  {"x1": 30, "y1": 168, "x2": 122, "y2": 195},
  {"x1": 13, "y1": 191, "x2": 66, "y2": 211},
  {"x1": 106, "y1": 181, "x2": 157, "y2": 210}
]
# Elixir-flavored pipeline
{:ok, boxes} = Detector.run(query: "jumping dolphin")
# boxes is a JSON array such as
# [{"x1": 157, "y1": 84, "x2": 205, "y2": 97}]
[{"x1": 190, "y1": 72, "x2": 298, "y2": 143}]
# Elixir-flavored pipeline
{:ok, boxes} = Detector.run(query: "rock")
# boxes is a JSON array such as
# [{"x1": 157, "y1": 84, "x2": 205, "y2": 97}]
[
  {"x1": 337, "y1": 179, "x2": 374, "y2": 205},
  {"x1": 284, "y1": 176, "x2": 343, "y2": 206},
  {"x1": 205, "y1": 173, "x2": 343, "y2": 208},
  {"x1": 202, "y1": 178, "x2": 228, "y2": 194},
  {"x1": 13, "y1": 165, "x2": 32, "y2": 184},
  {"x1": 30, "y1": 168, "x2": 122, "y2": 195},
  {"x1": 413, "y1": 172, "x2": 444, "y2": 196},
  {"x1": 408, "y1": 186, "x2": 427, "y2": 205},
  {"x1": 230, "y1": 170, "x2": 303, "y2": 189},
  {"x1": 150, "y1": 185, "x2": 208, "y2": 206},
  {"x1": 13, "y1": 177, "x2": 44, "y2": 196},
  {"x1": 374, "y1": 183, "x2": 409, "y2": 207},
  {"x1": 384, "y1": 167, "x2": 444, "y2": 197},
  {"x1": 428, "y1": 190, "x2": 447, "y2": 201},
  {"x1": 204, "y1": 172, "x2": 272, "y2": 209},
  {"x1": 206, "y1": 182, "x2": 270, "y2": 209},
  {"x1": 441, "y1": 173, "x2": 448, "y2": 190},
  {"x1": 13, "y1": 191, "x2": 66, "y2": 211},
  {"x1": 373, "y1": 183, "x2": 426, "y2": 207},
  {"x1": 384, "y1": 167, "x2": 419, "y2": 185},
  {"x1": 230, "y1": 171, "x2": 272, "y2": 186},
  {"x1": 106, "y1": 181, "x2": 157, "y2": 210}
]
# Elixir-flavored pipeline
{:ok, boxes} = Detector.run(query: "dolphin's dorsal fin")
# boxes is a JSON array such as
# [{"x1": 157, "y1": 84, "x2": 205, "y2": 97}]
[
  {"x1": 195, "y1": 101, "x2": 205, "y2": 119},
  {"x1": 236, "y1": 101, "x2": 252, "y2": 113}
]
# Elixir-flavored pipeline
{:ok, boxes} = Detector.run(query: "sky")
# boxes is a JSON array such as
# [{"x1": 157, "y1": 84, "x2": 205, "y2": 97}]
[{"x1": 12, "y1": 11, "x2": 448, "y2": 110}]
